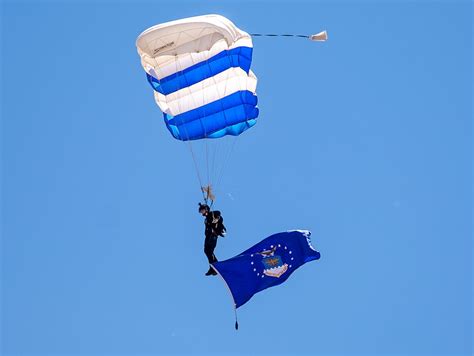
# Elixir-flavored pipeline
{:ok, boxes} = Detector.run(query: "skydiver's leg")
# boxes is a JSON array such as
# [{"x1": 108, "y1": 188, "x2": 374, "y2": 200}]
[
  {"x1": 204, "y1": 235, "x2": 218, "y2": 276},
  {"x1": 204, "y1": 235, "x2": 218, "y2": 263}
]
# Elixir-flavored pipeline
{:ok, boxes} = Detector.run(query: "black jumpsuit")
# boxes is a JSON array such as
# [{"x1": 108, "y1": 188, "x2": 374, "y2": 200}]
[{"x1": 203, "y1": 211, "x2": 225, "y2": 264}]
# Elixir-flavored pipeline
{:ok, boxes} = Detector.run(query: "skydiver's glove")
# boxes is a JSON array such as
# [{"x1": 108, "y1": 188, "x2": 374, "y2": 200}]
[{"x1": 217, "y1": 226, "x2": 227, "y2": 237}]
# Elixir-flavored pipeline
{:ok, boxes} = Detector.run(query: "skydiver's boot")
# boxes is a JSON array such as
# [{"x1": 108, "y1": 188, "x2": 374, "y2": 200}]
[{"x1": 205, "y1": 267, "x2": 217, "y2": 276}]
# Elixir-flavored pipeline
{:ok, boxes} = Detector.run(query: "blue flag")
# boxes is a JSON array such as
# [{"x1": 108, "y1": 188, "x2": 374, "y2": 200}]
[{"x1": 212, "y1": 230, "x2": 320, "y2": 308}]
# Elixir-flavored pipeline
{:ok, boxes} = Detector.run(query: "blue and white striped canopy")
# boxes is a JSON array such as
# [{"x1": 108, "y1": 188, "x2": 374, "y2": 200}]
[{"x1": 136, "y1": 15, "x2": 259, "y2": 141}]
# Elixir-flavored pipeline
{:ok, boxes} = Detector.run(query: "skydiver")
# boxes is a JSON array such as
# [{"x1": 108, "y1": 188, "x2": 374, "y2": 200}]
[{"x1": 198, "y1": 202, "x2": 226, "y2": 276}]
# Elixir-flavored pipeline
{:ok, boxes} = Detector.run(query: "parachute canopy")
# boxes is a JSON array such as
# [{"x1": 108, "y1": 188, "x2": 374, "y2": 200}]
[{"x1": 136, "y1": 15, "x2": 259, "y2": 141}]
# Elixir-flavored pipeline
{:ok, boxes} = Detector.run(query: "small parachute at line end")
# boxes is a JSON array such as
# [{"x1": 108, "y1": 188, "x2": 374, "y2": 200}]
[{"x1": 310, "y1": 30, "x2": 328, "y2": 42}]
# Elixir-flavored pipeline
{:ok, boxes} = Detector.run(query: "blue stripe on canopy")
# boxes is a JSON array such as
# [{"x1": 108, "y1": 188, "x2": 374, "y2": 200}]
[
  {"x1": 147, "y1": 46, "x2": 253, "y2": 95},
  {"x1": 163, "y1": 90, "x2": 258, "y2": 141},
  {"x1": 167, "y1": 91, "x2": 257, "y2": 126},
  {"x1": 208, "y1": 119, "x2": 257, "y2": 139}
]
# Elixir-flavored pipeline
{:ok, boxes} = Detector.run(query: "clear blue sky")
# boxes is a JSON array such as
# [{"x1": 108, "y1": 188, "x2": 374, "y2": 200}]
[{"x1": 1, "y1": 1, "x2": 472, "y2": 355}]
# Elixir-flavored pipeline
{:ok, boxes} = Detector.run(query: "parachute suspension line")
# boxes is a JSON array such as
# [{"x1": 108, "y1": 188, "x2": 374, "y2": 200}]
[
  {"x1": 187, "y1": 142, "x2": 207, "y2": 203},
  {"x1": 200, "y1": 140, "x2": 214, "y2": 206},
  {"x1": 174, "y1": 51, "x2": 207, "y2": 204},
  {"x1": 207, "y1": 139, "x2": 219, "y2": 210},
  {"x1": 215, "y1": 135, "x2": 239, "y2": 193},
  {"x1": 201, "y1": 55, "x2": 214, "y2": 206},
  {"x1": 210, "y1": 139, "x2": 218, "y2": 188},
  {"x1": 202, "y1": 53, "x2": 233, "y2": 205},
  {"x1": 210, "y1": 40, "x2": 251, "y2": 196},
  {"x1": 176, "y1": 41, "x2": 214, "y2": 206},
  {"x1": 205, "y1": 139, "x2": 210, "y2": 192}
]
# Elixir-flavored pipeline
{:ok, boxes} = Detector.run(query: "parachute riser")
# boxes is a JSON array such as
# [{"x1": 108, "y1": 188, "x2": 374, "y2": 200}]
[{"x1": 201, "y1": 185, "x2": 215, "y2": 208}]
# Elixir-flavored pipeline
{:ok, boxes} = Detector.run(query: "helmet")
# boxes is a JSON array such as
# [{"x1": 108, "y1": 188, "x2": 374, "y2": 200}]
[{"x1": 198, "y1": 203, "x2": 210, "y2": 212}]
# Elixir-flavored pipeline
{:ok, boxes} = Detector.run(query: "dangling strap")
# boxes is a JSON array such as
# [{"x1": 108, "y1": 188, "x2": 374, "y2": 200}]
[{"x1": 234, "y1": 307, "x2": 239, "y2": 330}]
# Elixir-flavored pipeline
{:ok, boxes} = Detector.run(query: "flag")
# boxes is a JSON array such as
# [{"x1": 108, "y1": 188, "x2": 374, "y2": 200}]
[{"x1": 212, "y1": 230, "x2": 320, "y2": 309}]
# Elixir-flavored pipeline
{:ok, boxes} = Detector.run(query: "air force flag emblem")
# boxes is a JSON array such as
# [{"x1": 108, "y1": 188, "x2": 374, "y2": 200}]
[{"x1": 262, "y1": 254, "x2": 288, "y2": 277}]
